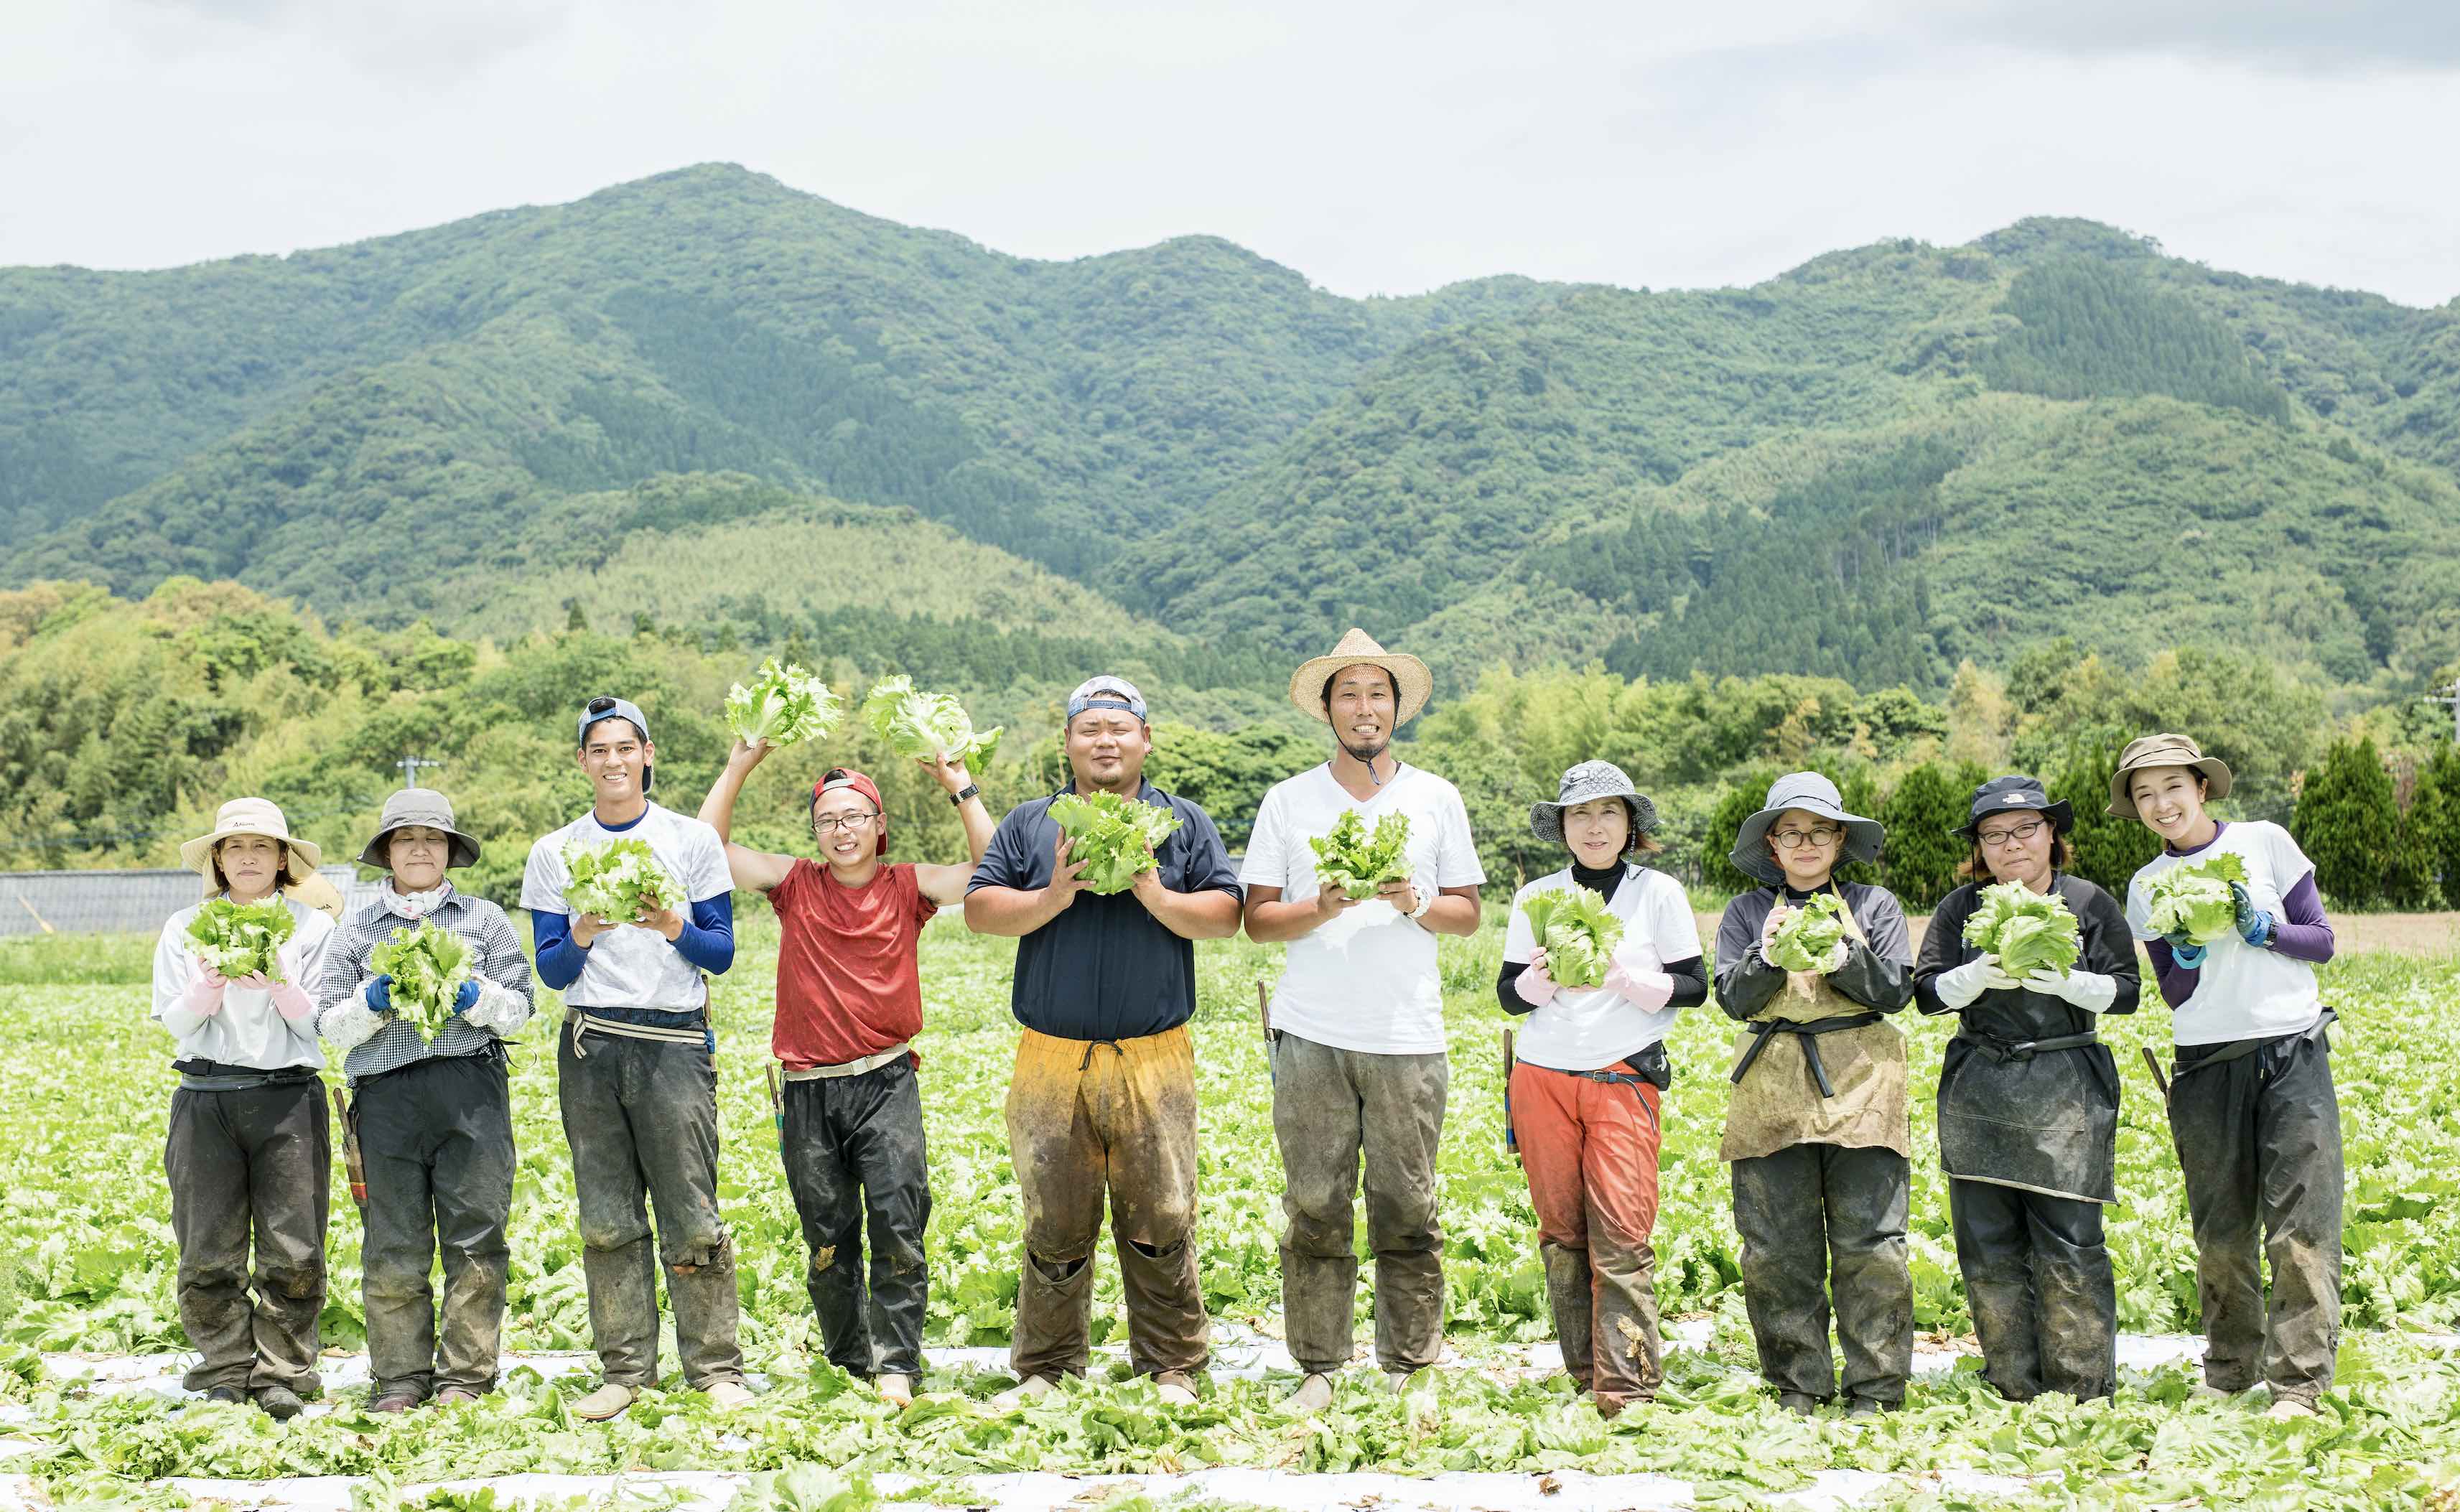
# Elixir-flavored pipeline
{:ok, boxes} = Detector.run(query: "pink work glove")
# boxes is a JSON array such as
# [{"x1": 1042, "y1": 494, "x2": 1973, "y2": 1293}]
[
  {"x1": 238, "y1": 950, "x2": 316, "y2": 1022},
  {"x1": 1514, "y1": 950, "x2": 1560, "y2": 1007},
  {"x1": 1604, "y1": 939, "x2": 1674, "y2": 1012},
  {"x1": 182, "y1": 961, "x2": 230, "y2": 1019}
]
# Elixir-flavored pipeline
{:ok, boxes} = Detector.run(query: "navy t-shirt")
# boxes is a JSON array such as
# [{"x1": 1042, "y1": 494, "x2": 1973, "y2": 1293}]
[{"x1": 968, "y1": 780, "x2": 1243, "y2": 1041}]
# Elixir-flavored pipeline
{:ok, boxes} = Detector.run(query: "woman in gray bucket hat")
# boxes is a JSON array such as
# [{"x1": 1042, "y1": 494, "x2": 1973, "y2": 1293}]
[
  {"x1": 1710, "y1": 771, "x2": 1916, "y2": 1418},
  {"x1": 1496, "y1": 761, "x2": 1706, "y2": 1417},
  {"x1": 314, "y1": 789, "x2": 535, "y2": 1413}
]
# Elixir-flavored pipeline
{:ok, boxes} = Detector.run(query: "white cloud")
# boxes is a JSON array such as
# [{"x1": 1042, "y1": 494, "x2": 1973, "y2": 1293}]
[{"x1": 0, "y1": 0, "x2": 2451, "y2": 307}]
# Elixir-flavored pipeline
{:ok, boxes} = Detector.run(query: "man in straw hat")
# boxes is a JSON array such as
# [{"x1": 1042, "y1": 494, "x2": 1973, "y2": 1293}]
[
  {"x1": 967, "y1": 676, "x2": 1243, "y2": 1410},
  {"x1": 521, "y1": 695, "x2": 750, "y2": 1419},
  {"x1": 699, "y1": 729, "x2": 994, "y2": 1409},
  {"x1": 150, "y1": 798, "x2": 340, "y2": 1419},
  {"x1": 2112, "y1": 733, "x2": 2343, "y2": 1421},
  {"x1": 1239, "y1": 630, "x2": 1483, "y2": 1411},
  {"x1": 1711, "y1": 772, "x2": 1916, "y2": 1417},
  {"x1": 316, "y1": 790, "x2": 534, "y2": 1411}
]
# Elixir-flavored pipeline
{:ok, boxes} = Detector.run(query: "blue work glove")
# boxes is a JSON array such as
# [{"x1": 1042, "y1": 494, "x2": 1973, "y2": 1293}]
[
  {"x1": 2230, "y1": 882, "x2": 2275, "y2": 948},
  {"x1": 452, "y1": 979, "x2": 482, "y2": 1016},
  {"x1": 363, "y1": 976, "x2": 393, "y2": 1014},
  {"x1": 2169, "y1": 940, "x2": 2208, "y2": 969}
]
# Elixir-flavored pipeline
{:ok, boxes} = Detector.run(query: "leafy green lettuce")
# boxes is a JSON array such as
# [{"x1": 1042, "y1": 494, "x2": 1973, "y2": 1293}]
[
  {"x1": 368, "y1": 920, "x2": 474, "y2": 1042},
  {"x1": 1768, "y1": 892, "x2": 1851, "y2": 973},
  {"x1": 183, "y1": 898, "x2": 297, "y2": 982},
  {"x1": 1960, "y1": 881, "x2": 2082, "y2": 979},
  {"x1": 1520, "y1": 886, "x2": 1623, "y2": 988},
  {"x1": 1309, "y1": 811, "x2": 1412, "y2": 900},
  {"x1": 725, "y1": 658, "x2": 842, "y2": 748},
  {"x1": 2144, "y1": 851, "x2": 2248, "y2": 945},
  {"x1": 1049, "y1": 790, "x2": 1182, "y2": 894},
  {"x1": 859, "y1": 676, "x2": 1002, "y2": 771},
  {"x1": 564, "y1": 838, "x2": 684, "y2": 923}
]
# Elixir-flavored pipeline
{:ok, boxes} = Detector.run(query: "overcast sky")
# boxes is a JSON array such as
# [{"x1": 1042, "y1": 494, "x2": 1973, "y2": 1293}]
[{"x1": 2, "y1": 0, "x2": 2453, "y2": 306}]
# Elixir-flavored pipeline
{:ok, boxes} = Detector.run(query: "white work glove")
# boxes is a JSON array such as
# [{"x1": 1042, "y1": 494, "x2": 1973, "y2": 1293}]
[
  {"x1": 462, "y1": 975, "x2": 533, "y2": 1037},
  {"x1": 1934, "y1": 953, "x2": 2019, "y2": 1010},
  {"x1": 2024, "y1": 968, "x2": 2117, "y2": 1014}
]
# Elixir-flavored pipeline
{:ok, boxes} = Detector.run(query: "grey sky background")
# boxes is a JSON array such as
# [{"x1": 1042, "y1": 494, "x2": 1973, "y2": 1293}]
[{"x1": 2, "y1": 0, "x2": 2451, "y2": 306}]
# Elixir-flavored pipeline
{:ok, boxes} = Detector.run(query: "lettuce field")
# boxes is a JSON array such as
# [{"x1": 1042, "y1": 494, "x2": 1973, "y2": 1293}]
[{"x1": 4, "y1": 918, "x2": 2460, "y2": 1508}]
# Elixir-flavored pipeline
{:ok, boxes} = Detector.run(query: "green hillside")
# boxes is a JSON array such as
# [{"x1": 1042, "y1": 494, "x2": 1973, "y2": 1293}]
[
  {"x1": 0, "y1": 163, "x2": 1565, "y2": 593},
  {"x1": 3, "y1": 176, "x2": 2455, "y2": 701}
]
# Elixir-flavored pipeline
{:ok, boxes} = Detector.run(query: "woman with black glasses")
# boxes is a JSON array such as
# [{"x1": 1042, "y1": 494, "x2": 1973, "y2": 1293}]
[{"x1": 1913, "y1": 775, "x2": 2139, "y2": 1402}]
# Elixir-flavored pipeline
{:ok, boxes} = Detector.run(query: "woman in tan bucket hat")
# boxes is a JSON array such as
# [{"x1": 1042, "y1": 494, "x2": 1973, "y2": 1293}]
[
  {"x1": 2113, "y1": 733, "x2": 2344, "y2": 1422},
  {"x1": 149, "y1": 798, "x2": 340, "y2": 1419}
]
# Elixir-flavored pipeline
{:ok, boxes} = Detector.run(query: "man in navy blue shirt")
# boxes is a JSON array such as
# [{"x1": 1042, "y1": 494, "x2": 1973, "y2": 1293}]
[
  {"x1": 521, "y1": 696, "x2": 747, "y2": 1420},
  {"x1": 966, "y1": 676, "x2": 1241, "y2": 1408}
]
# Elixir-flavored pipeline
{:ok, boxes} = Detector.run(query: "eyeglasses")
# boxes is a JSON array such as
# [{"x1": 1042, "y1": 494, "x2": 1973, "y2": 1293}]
[
  {"x1": 1771, "y1": 827, "x2": 1842, "y2": 851},
  {"x1": 1977, "y1": 818, "x2": 2048, "y2": 847},
  {"x1": 812, "y1": 812, "x2": 880, "y2": 835}
]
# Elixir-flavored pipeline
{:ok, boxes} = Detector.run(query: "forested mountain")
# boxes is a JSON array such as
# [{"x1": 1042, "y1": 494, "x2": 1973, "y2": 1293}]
[{"x1": 3, "y1": 172, "x2": 2456, "y2": 700}]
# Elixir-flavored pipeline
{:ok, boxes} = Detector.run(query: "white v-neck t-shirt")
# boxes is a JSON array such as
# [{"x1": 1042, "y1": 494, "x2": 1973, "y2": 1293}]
[{"x1": 1240, "y1": 763, "x2": 1485, "y2": 1056}]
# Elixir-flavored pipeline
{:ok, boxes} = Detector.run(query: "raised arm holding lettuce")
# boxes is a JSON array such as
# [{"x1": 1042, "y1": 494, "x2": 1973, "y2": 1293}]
[
  {"x1": 697, "y1": 676, "x2": 993, "y2": 1409},
  {"x1": 1238, "y1": 631, "x2": 1483, "y2": 1414},
  {"x1": 965, "y1": 676, "x2": 1241, "y2": 1410},
  {"x1": 2116, "y1": 733, "x2": 2343, "y2": 1422},
  {"x1": 1710, "y1": 772, "x2": 1915, "y2": 1419},
  {"x1": 1912, "y1": 775, "x2": 2137, "y2": 1405}
]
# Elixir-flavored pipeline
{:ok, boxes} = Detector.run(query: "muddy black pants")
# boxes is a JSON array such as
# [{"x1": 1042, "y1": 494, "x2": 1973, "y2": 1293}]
[
  {"x1": 557, "y1": 1020, "x2": 745, "y2": 1391},
  {"x1": 164, "y1": 1076, "x2": 330, "y2": 1396},
  {"x1": 1948, "y1": 1178, "x2": 2115, "y2": 1401},
  {"x1": 1730, "y1": 1142, "x2": 1912, "y2": 1404},
  {"x1": 2170, "y1": 1026, "x2": 2343, "y2": 1406},
  {"x1": 781, "y1": 1058, "x2": 931, "y2": 1379},
  {"x1": 355, "y1": 1052, "x2": 516, "y2": 1400}
]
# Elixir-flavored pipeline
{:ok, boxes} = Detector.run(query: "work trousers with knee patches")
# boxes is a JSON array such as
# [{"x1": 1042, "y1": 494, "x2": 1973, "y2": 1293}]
[
  {"x1": 164, "y1": 1073, "x2": 330, "y2": 1396},
  {"x1": 1005, "y1": 1025, "x2": 1206, "y2": 1381},
  {"x1": 355, "y1": 1050, "x2": 516, "y2": 1401},
  {"x1": 2168, "y1": 1023, "x2": 2344, "y2": 1407},
  {"x1": 1730, "y1": 1142, "x2": 1913, "y2": 1406},
  {"x1": 781, "y1": 1057, "x2": 931, "y2": 1379},
  {"x1": 1949, "y1": 1178, "x2": 2116, "y2": 1401},
  {"x1": 1511, "y1": 1058, "x2": 1664, "y2": 1415},
  {"x1": 556, "y1": 1017, "x2": 744, "y2": 1391},
  {"x1": 1271, "y1": 1032, "x2": 1448, "y2": 1377}
]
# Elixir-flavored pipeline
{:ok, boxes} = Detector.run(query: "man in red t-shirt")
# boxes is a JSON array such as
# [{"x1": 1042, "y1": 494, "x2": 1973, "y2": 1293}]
[{"x1": 700, "y1": 738, "x2": 992, "y2": 1404}]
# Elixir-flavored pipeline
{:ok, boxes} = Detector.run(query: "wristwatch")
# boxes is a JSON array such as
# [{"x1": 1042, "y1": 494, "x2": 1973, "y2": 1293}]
[
  {"x1": 1408, "y1": 886, "x2": 1436, "y2": 920},
  {"x1": 950, "y1": 783, "x2": 979, "y2": 806}
]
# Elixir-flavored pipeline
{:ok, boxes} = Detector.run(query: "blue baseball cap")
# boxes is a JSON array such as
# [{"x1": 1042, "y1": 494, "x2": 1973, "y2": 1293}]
[
  {"x1": 578, "y1": 696, "x2": 654, "y2": 793},
  {"x1": 1066, "y1": 676, "x2": 1147, "y2": 726}
]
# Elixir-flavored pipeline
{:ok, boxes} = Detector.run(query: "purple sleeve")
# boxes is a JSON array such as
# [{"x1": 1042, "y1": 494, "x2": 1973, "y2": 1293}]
[
  {"x1": 2146, "y1": 938, "x2": 2199, "y2": 1007},
  {"x1": 2267, "y1": 873, "x2": 2335, "y2": 964}
]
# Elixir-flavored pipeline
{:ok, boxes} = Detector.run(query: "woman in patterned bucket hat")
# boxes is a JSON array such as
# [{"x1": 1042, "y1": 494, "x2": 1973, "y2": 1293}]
[
  {"x1": 1498, "y1": 760, "x2": 1704, "y2": 1417},
  {"x1": 1710, "y1": 771, "x2": 1916, "y2": 1418}
]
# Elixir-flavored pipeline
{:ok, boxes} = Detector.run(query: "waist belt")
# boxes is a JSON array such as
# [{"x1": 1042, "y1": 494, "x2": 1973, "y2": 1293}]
[
  {"x1": 1732, "y1": 1012, "x2": 1885, "y2": 1098},
  {"x1": 174, "y1": 1064, "x2": 320, "y2": 1092},
  {"x1": 566, "y1": 1009, "x2": 708, "y2": 1058},
  {"x1": 1960, "y1": 1029, "x2": 2102, "y2": 1065},
  {"x1": 2170, "y1": 1008, "x2": 2336, "y2": 1083},
  {"x1": 781, "y1": 1042, "x2": 911, "y2": 1081}
]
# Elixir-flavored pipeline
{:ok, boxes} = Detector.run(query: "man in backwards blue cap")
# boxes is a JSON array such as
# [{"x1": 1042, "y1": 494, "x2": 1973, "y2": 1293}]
[{"x1": 521, "y1": 695, "x2": 747, "y2": 1420}]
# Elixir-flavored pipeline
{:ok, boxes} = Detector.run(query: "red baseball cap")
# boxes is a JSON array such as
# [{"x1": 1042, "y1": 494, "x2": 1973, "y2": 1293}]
[{"x1": 812, "y1": 767, "x2": 889, "y2": 857}]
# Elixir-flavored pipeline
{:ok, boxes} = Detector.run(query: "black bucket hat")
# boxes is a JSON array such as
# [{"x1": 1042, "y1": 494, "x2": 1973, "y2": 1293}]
[{"x1": 1957, "y1": 775, "x2": 2073, "y2": 839}]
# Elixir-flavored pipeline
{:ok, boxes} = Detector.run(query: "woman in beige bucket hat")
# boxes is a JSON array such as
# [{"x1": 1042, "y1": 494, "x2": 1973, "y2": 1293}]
[
  {"x1": 2113, "y1": 732, "x2": 2344, "y2": 1422},
  {"x1": 150, "y1": 797, "x2": 340, "y2": 1420}
]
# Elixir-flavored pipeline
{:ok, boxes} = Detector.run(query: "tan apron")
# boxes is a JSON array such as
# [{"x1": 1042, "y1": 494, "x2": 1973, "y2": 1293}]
[{"x1": 1718, "y1": 886, "x2": 1910, "y2": 1163}]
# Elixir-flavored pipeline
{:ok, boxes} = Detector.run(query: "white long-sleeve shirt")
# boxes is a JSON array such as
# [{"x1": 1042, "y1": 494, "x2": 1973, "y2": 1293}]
[{"x1": 152, "y1": 895, "x2": 337, "y2": 1071}]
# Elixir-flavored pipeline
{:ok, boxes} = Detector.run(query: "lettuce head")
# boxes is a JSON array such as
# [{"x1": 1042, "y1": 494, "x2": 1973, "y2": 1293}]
[
  {"x1": 1050, "y1": 790, "x2": 1182, "y2": 895},
  {"x1": 859, "y1": 676, "x2": 1001, "y2": 772},
  {"x1": 1769, "y1": 892, "x2": 1851, "y2": 974},
  {"x1": 1960, "y1": 881, "x2": 2082, "y2": 978},
  {"x1": 2143, "y1": 851, "x2": 2247, "y2": 945},
  {"x1": 1310, "y1": 811, "x2": 1412, "y2": 900},
  {"x1": 725, "y1": 658, "x2": 841, "y2": 748},
  {"x1": 1520, "y1": 885, "x2": 1623, "y2": 989}
]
